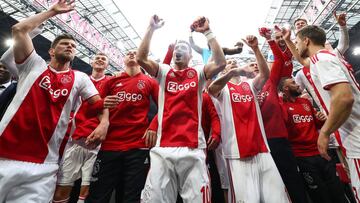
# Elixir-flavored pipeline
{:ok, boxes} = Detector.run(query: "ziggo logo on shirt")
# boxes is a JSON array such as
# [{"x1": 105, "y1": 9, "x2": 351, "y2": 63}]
[
  {"x1": 39, "y1": 76, "x2": 69, "y2": 98},
  {"x1": 231, "y1": 93, "x2": 253, "y2": 102},
  {"x1": 292, "y1": 114, "x2": 313, "y2": 123},
  {"x1": 167, "y1": 81, "x2": 196, "y2": 92},
  {"x1": 116, "y1": 91, "x2": 142, "y2": 102}
]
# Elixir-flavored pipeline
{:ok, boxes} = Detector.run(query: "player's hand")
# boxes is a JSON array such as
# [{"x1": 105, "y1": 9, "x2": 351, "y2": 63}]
[
  {"x1": 334, "y1": 11, "x2": 347, "y2": 26},
  {"x1": 258, "y1": 27, "x2": 272, "y2": 40},
  {"x1": 242, "y1": 35, "x2": 259, "y2": 50},
  {"x1": 103, "y1": 95, "x2": 119, "y2": 108},
  {"x1": 315, "y1": 111, "x2": 327, "y2": 121},
  {"x1": 143, "y1": 129, "x2": 157, "y2": 148},
  {"x1": 318, "y1": 131, "x2": 331, "y2": 160},
  {"x1": 191, "y1": 17, "x2": 210, "y2": 33},
  {"x1": 207, "y1": 136, "x2": 220, "y2": 151},
  {"x1": 280, "y1": 26, "x2": 291, "y2": 41},
  {"x1": 168, "y1": 40, "x2": 177, "y2": 52},
  {"x1": 49, "y1": 0, "x2": 75, "y2": 14},
  {"x1": 85, "y1": 123, "x2": 108, "y2": 149},
  {"x1": 149, "y1": 15, "x2": 164, "y2": 30}
]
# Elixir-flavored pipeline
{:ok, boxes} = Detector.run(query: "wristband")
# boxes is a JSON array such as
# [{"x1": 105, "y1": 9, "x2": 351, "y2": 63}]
[{"x1": 204, "y1": 29, "x2": 215, "y2": 41}]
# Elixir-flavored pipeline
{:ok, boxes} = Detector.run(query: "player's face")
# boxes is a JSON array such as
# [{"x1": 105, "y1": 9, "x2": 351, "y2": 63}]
[
  {"x1": 295, "y1": 36, "x2": 309, "y2": 58},
  {"x1": 295, "y1": 20, "x2": 307, "y2": 32},
  {"x1": 52, "y1": 39, "x2": 77, "y2": 63},
  {"x1": 0, "y1": 63, "x2": 10, "y2": 84},
  {"x1": 124, "y1": 50, "x2": 138, "y2": 66},
  {"x1": 274, "y1": 32, "x2": 286, "y2": 48},
  {"x1": 173, "y1": 42, "x2": 191, "y2": 66},
  {"x1": 91, "y1": 54, "x2": 109, "y2": 71},
  {"x1": 222, "y1": 59, "x2": 238, "y2": 74},
  {"x1": 285, "y1": 78, "x2": 301, "y2": 97},
  {"x1": 244, "y1": 62, "x2": 259, "y2": 78}
]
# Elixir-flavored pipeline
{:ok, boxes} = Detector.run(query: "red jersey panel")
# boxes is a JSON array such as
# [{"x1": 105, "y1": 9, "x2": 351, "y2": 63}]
[
  {"x1": 71, "y1": 75, "x2": 111, "y2": 140},
  {"x1": 100, "y1": 72, "x2": 158, "y2": 151},
  {"x1": 155, "y1": 64, "x2": 206, "y2": 148},
  {"x1": 282, "y1": 98, "x2": 322, "y2": 157},
  {"x1": 257, "y1": 40, "x2": 291, "y2": 139}
]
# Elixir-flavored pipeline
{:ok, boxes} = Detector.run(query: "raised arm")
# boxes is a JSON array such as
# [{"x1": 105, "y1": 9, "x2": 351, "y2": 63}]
[
  {"x1": 222, "y1": 41, "x2": 243, "y2": 55},
  {"x1": 1, "y1": 25, "x2": 44, "y2": 79},
  {"x1": 334, "y1": 12, "x2": 349, "y2": 55},
  {"x1": 189, "y1": 31, "x2": 203, "y2": 54},
  {"x1": 243, "y1": 35, "x2": 269, "y2": 91},
  {"x1": 137, "y1": 15, "x2": 164, "y2": 77},
  {"x1": 282, "y1": 27, "x2": 311, "y2": 67},
  {"x1": 191, "y1": 17, "x2": 226, "y2": 79},
  {"x1": 208, "y1": 62, "x2": 245, "y2": 97},
  {"x1": 12, "y1": 0, "x2": 74, "y2": 63}
]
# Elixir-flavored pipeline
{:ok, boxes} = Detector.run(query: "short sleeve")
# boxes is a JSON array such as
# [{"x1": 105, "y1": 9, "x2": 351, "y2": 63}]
[
  {"x1": 79, "y1": 73, "x2": 99, "y2": 100},
  {"x1": 315, "y1": 54, "x2": 349, "y2": 90},
  {"x1": 16, "y1": 50, "x2": 46, "y2": 76}
]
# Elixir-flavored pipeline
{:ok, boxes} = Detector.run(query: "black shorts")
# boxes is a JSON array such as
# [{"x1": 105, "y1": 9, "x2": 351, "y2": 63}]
[{"x1": 86, "y1": 149, "x2": 149, "y2": 203}]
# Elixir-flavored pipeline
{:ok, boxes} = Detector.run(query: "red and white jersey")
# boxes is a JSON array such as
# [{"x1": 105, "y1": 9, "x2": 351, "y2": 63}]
[
  {"x1": 155, "y1": 64, "x2": 206, "y2": 148},
  {"x1": 213, "y1": 79, "x2": 269, "y2": 158},
  {"x1": 100, "y1": 72, "x2": 158, "y2": 151},
  {"x1": 0, "y1": 51, "x2": 98, "y2": 164},
  {"x1": 309, "y1": 49, "x2": 360, "y2": 158},
  {"x1": 71, "y1": 75, "x2": 111, "y2": 141},
  {"x1": 282, "y1": 98, "x2": 323, "y2": 157}
]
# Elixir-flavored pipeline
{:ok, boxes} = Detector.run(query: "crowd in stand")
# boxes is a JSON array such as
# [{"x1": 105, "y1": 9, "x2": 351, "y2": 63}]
[{"x1": 0, "y1": 1, "x2": 360, "y2": 203}]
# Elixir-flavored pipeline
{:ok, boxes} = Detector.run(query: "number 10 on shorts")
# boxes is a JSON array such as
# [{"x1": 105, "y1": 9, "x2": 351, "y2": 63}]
[{"x1": 201, "y1": 184, "x2": 211, "y2": 203}]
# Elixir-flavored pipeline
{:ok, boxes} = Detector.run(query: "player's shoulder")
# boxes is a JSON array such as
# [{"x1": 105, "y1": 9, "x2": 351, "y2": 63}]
[{"x1": 312, "y1": 50, "x2": 337, "y2": 63}]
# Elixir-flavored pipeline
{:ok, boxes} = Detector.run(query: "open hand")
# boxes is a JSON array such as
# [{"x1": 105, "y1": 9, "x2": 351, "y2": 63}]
[{"x1": 49, "y1": 0, "x2": 75, "y2": 14}]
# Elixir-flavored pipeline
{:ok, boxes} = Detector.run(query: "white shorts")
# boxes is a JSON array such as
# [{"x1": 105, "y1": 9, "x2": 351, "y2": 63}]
[
  {"x1": 0, "y1": 159, "x2": 58, "y2": 203},
  {"x1": 141, "y1": 147, "x2": 210, "y2": 203},
  {"x1": 227, "y1": 153, "x2": 290, "y2": 203},
  {"x1": 57, "y1": 141, "x2": 99, "y2": 186},
  {"x1": 345, "y1": 157, "x2": 360, "y2": 201},
  {"x1": 213, "y1": 143, "x2": 229, "y2": 189}
]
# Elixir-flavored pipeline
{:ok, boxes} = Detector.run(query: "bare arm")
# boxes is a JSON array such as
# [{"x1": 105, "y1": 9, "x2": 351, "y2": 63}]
[
  {"x1": 12, "y1": 0, "x2": 74, "y2": 64},
  {"x1": 318, "y1": 83, "x2": 354, "y2": 160},
  {"x1": 243, "y1": 35, "x2": 269, "y2": 91},
  {"x1": 190, "y1": 17, "x2": 226, "y2": 79},
  {"x1": 321, "y1": 83, "x2": 353, "y2": 135},
  {"x1": 1, "y1": 26, "x2": 44, "y2": 79},
  {"x1": 282, "y1": 27, "x2": 310, "y2": 67},
  {"x1": 137, "y1": 15, "x2": 164, "y2": 77},
  {"x1": 222, "y1": 47, "x2": 243, "y2": 55},
  {"x1": 189, "y1": 32, "x2": 203, "y2": 54},
  {"x1": 208, "y1": 65, "x2": 245, "y2": 97}
]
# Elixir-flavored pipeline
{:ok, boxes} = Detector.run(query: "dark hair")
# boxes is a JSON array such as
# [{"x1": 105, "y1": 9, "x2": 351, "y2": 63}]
[
  {"x1": 51, "y1": 34, "x2": 76, "y2": 48},
  {"x1": 293, "y1": 18, "x2": 308, "y2": 26},
  {"x1": 296, "y1": 25, "x2": 326, "y2": 46},
  {"x1": 278, "y1": 77, "x2": 291, "y2": 92}
]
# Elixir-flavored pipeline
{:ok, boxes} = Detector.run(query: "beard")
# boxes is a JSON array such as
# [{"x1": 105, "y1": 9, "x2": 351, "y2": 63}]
[
  {"x1": 289, "y1": 89, "x2": 302, "y2": 97},
  {"x1": 55, "y1": 52, "x2": 74, "y2": 63},
  {"x1": 299, "y1": 47, "x2": 309, "y2": 58}
]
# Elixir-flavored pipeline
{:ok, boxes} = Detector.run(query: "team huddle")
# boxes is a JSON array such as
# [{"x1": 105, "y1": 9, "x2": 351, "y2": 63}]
[{"x1": 0, "y1": 0, "x2": 360, "y2": 203}]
